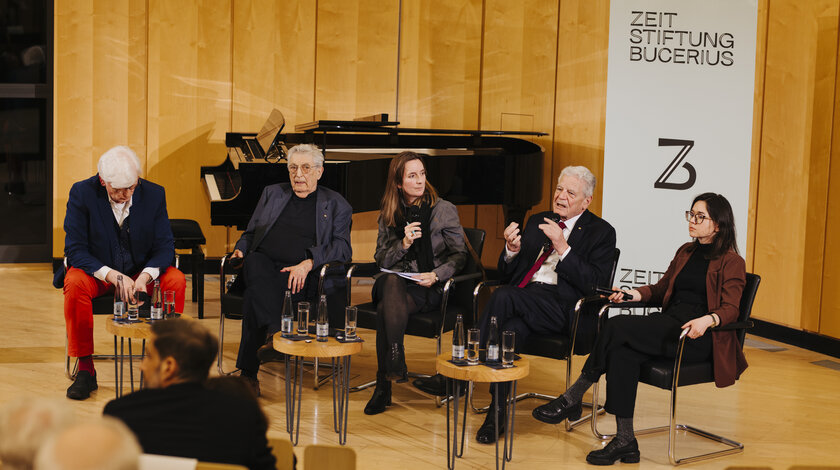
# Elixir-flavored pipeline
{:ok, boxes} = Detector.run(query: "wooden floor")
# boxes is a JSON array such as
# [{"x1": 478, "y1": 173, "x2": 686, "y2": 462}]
[{"x1": 2, "y1": 263, "x2": 840, "y2": 469}]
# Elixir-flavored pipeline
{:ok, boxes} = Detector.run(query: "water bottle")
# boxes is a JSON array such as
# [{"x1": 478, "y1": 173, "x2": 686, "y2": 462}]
[
  {"x1": 113, "y1": 275, "x2": 125, "y2": 321},
  {"x1": 280, "y1": 291, "x2": 293, "y2": 336},
  {"x1": 452, "y1": 314, "x2": 465, "y2": 361},
  {"x1": 150, "y1": 279, "x2": 163, "y2": 320},
  {"x1": 316, "y1": 294, "x2": 329, "y2": 342},
  {"x1": 486, "y1": 316, "x2": 500, "y2": 362}
]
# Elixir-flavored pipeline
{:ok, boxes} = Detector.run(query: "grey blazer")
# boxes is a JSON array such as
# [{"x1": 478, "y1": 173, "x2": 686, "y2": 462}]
[{"x1": 374, "y1": 199, "x2": 467, "y2": 281}]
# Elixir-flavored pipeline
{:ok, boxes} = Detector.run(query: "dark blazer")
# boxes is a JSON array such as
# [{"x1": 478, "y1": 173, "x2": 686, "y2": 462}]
[
  {"x1": 638, "y1": 242, "x2": 747, "y2": 387},
  {"x1": 499, "y1": 209, "x2": 617, "y2": 310},
  {"x1": 54, "y1": 175, "x2": 174, "y2": 287},
  {"x1": 234, "y1": 183, "x2": 352, "y2": 291},
  {"x1": 104, "y1": 382, "x2": 275, "y2": 470}
]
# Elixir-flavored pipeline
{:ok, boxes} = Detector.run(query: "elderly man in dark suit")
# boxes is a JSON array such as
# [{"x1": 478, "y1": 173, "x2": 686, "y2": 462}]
[
  {"x1": 57, "y1": 146, "x2": 185, "y2": 400},
  {"x1": 415, "y1": 165, "x2": 616, "y2": 444},
  {"x1": 230, "y1": 144, "x2": 352, "y2": 394}
]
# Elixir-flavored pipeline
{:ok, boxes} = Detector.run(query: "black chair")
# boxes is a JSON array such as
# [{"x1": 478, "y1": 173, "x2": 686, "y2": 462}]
[
  {"x1": 469, "y1": 248, "x2": 620, "y2": 431},
  {"x1": 170, "y1": 219, "x2": 206, "y2": 319},
  {"x1": 346, "y1": 228, "x2": 486, "y2": 401},
  {"x1": 217, "y1": 255, "x2": 347, "y2": 381},
  {"x1": 588, "y1": 272, "x2": 760, "y2": 465}
]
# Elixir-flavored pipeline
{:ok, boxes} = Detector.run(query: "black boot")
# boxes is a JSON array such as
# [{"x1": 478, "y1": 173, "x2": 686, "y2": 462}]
[
  {"x1": 387, "y1": 343, "x2": 408, "y2": 383},
  {"x1": 364, "y1": 373, "x2": 392, "y2": 415}
]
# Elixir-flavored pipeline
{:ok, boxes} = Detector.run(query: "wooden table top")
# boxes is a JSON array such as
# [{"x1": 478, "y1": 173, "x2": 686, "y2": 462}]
[
  {"x1": 435, "y1": 354, "x2": 529, "y2": 383},
  {"x1": 105, "y1": 314, "x2": 192, "y2": 340},
  {"x1": 273, "y1": 335, "x2": 363, "y2": 358}
]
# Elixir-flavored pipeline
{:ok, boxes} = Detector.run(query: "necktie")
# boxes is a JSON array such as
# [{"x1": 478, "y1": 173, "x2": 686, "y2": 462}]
[{"x1": 517, "y1": 220, "x2": 567, "y2": 288}]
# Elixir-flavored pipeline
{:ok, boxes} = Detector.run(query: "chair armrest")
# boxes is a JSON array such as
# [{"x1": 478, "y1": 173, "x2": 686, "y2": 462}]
[
  {"x1": 346, "y1": 262, "x2": 379, "y2": 280},
  {"x1": 316, "y1": 261, "x2": 351, "y2": 295},
  {"x1": 715, "y1": 320, "x2": 754, "y2": 332}
]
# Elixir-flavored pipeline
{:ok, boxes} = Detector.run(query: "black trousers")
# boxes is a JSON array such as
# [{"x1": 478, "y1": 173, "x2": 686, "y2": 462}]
[
  {"x1": 371, "y1": 273, "x2": 441, "y2": 373},
  {"x1": 235, "y1": 252, "x2": 322, "y2": 374},
  {"x1": 581, "y1": 302, "x2": 713, "y2": 418},
  {"x1": 478, "y1": 283, "x2": 569, "y2": 402}
]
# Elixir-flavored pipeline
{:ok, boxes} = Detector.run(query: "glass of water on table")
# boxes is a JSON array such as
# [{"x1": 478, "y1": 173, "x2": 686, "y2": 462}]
[{"x1": 502, "y1": 331, "x2": 515, "y2": 368}]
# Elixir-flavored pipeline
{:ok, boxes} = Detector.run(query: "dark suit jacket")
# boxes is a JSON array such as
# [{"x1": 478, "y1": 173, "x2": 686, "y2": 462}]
[
  {"x1": 104, "y1": 382, "x2": 275, "y2": 470},
  {"x1": 234, "y1": 183, "x2": 352, "y2": 292},
  {"x1": 638, "y1": 242, "x2": 747, "y2": 387},
  {"x1": 499, "y1": 210, "x2": 616, "y2": 308},
  {"x1": 54, "y1": 175, "x2": 174, "y2": 287}
]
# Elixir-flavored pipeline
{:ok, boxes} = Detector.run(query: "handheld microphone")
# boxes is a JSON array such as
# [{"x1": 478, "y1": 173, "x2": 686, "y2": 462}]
[
  {"x1": 406, "y1": 206, "x2": 421, "y2": 224},
  {"x1": 543, "y1": 213, "x2": 562, "y2": 251}
]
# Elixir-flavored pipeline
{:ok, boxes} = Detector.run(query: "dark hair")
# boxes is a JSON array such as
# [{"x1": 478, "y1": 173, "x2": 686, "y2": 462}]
[
  {"x1": 150, "y1": 318, "x2": 218, "y2": 383},
  {"x1": 691, "y1": 192, "x2": 738, "y2": 258},
  {"x1": 379, "y1": 151, "x2": 439, "y2": 227}
]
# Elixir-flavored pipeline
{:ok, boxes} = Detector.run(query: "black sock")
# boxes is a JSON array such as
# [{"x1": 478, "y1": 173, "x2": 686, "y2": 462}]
[
  {"x1": 562, "y1": 375, "x2": 593, "y2": 405},
  {"x1": 615, "y1": 416, "x2": 635, "y2": 445}
]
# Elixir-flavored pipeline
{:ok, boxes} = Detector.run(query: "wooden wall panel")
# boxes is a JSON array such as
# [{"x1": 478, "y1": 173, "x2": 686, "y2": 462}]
[
  {"x1": 551, "y1": 0, "x2": 609, "y2": 216},
  {"x1": 146, "y1": 0, "x2": 232, "y2": 256},
  {"x1": 231, "y1": 0, "x2": 316, "y2": 133},
  {"x1": 752, "y1": 0, "x2": 839, "y2": 329},
  {"x1": 53, "y1": 0, "x2": 147, "y2": 256},
  {"x1": 818, "y1": 8, "x2": 840, "y2": 338},
  {"x1": 476, "y1": 0, "x2": 559, "y2": 267},
  {"x1": 398, "y1": 0, "x2": 482, "y2": 129},
  {"x1": 314, "y1": 0, "x2": 400, "y2": 120}
]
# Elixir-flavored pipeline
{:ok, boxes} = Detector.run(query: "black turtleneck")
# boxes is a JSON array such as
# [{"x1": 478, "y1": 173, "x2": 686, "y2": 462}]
[
  {"x1": 255, "y1": 189, "x2": 317, "y2": 266},
  {"x1": 670, "y1": 242, "x2": 713, "y2": 308}
]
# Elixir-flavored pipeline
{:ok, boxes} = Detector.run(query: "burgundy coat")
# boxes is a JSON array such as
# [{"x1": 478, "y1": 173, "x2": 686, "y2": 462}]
[{"x1": 637, "y1": 242, "x2": 747, "y2": 387}]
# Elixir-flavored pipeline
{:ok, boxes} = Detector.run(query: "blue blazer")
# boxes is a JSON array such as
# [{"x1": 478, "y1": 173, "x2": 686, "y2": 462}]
[
  {"x1": 234, "y1": 183, "x2": 352, "y2": 292},
  {"x1": 54, "y1": 175, "x2": 174, "y2": 288}
]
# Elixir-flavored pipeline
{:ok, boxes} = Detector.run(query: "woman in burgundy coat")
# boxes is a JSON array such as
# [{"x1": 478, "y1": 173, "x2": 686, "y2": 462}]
[{"x1": 531, "y1": 192, "x2": 746, "y2": 466}]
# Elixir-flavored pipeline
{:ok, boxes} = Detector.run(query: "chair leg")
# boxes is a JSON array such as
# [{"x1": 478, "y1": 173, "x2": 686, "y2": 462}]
[{"x1": 217, "y1": 313, "x2": 240, "y2": 376}]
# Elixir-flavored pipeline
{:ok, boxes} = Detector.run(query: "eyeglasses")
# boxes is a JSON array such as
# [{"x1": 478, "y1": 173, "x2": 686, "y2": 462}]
[
  {"x1": 685, "y1": 211, "x2": 709, "y2": 223},
  {"x1": 288, "y1": 164, "x2": 320, "y2": 175}
]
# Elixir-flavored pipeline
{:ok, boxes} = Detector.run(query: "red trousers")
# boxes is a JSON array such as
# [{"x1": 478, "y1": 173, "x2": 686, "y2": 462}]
[{"x1": 63, "y1": 266, "x2": 186, "y2": 357}]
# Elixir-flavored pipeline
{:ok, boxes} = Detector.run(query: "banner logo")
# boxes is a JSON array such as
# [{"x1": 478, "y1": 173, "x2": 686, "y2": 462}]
[{"x1": 654, "y1": 138, "x2": 695, "y2": 190}]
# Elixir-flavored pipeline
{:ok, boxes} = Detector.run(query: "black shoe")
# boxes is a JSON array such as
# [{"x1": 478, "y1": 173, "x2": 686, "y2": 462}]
[
  {"x1": 66, "y1": 370, "x2": 98, "y2": 400},
  {"x1": 240, "y1": 373, "x2": 260, "y2": 397},
  {"x1": 475, "y1": 406, "x2": 506, "y2": 444},
  {"x1": 387, "y1": 343, "x2": 408, "y2": 383},
  {"x1": 532, "y1": 395, "x2": 582, "y2": 424},
  {"x1": 364, "y1": 377, "x2": 392, "y2": 415},
  {"x1": 586, "y1": 438, "x2": 640, "y2": 465},
  {"x1": 413, "y1": 374, "x2": 466, "y2": 397},
  {"x1": 257, "y1": 342, "x2": 285, "y2": 363}
]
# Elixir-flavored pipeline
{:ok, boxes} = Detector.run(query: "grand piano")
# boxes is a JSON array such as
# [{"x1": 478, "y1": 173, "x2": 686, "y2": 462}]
[{"x1": 201, "y1": 115, "x2": 546, "y2": 231}]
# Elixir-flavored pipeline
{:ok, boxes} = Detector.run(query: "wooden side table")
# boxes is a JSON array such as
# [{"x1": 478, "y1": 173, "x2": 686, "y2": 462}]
[
  {"x1": 105, "y1": 315, "x2": 191, "y2": 398},
  {"x1": 436, "y1": 355, "x2": 530, "y2": 470},
  {"x1": 273, "y1": 335, "x2": 363, "y2": 446}
]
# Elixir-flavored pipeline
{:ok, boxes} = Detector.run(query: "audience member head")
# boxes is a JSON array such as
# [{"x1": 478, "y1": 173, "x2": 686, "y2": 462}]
[
  {"x1": 205, "y1": 376, "x2": 268, "y2": 433},
  {"x1": 97, "y1": 146, "x2": 142, "y2": 203},
  {"x1": 689, "y1": 192, "x2": 738, "y2": 257},
  {"x1": 33, "y1": 417, "x2": 140, "y2": 470},
  {"x1": 0, "y1": 397, "x2": 75, "y2": 470},
  {"x1": 380, "y1": 151, "x2": 439, "y2": 227},
  {"x1": 286, "y1": 144, "x2": 324, "y2": 198},
  {"x1": 553, "y1": 166, "x2": 595, "y2": 220},
  {"x1": 141, "y1": 318, "x2": 218, "y2": 388}
]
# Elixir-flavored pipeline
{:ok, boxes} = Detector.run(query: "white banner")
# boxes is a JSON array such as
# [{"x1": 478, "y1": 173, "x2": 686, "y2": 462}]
[{"x1": 602, "y1": 0, "x2": 758, "y2": 293}]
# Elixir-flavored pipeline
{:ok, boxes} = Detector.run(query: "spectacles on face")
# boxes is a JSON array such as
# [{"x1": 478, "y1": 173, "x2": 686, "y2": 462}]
[
  {"x1": 685, "y1": 211, "x2": 709, "y2": 223},
  {"x1": 288, "y1": 164, "x2": 319, "y2": 175}
]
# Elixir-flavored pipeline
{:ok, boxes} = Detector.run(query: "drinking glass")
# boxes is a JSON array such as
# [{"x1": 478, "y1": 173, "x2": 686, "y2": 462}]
[
  {"x1": 502, "y1": 331, "x2": 515, "y2": 368},
  {"x1": 344, "y1": 306, "x2": 358, "y2": 339},
  {"x1": 466, "y1": 328, "x2": 480, "y2": 365},
  {"x1": 297, "y1": 302, "x2": 310, "y2": 336},
  {"x1": 163, "y1": 291, "x2": 176, "y2": 318},
  {"x1": 127, "y1": 293, "x2": 139, "y2": 322}
]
